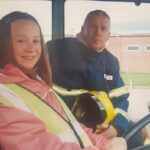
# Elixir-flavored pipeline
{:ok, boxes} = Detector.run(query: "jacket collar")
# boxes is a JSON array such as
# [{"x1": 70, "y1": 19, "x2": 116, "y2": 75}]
[{"x1": 0, "y1": 64, "x2": 30, "y2": 84}]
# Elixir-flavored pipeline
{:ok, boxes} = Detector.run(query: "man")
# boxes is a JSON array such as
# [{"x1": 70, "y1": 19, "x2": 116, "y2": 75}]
[{"x1": 47, "y1": 10, "x2": 142, "y2": 147}]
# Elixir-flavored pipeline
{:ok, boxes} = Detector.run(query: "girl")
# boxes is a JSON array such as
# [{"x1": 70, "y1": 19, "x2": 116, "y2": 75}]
[{"x1": 0, "y1": 11, "x2": 126, "y2": 150}]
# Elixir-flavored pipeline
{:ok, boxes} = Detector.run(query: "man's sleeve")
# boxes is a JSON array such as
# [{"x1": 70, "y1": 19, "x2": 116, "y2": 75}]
[{"x1": 108, "y1": 58, "x2": 130, "y2": 136}]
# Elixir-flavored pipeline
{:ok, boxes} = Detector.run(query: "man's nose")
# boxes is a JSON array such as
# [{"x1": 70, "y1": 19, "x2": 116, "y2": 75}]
[{"x1": 95, "y1": 27, "x2": 102, "y2": 34}]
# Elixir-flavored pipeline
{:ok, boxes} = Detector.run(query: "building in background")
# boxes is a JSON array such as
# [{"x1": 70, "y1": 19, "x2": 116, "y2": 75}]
[{"x1": 107, "y1": 34, "x2": 150, "y2": 73}]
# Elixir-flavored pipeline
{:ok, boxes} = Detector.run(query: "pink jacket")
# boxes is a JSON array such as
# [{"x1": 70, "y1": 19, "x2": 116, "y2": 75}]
[{"x1": 0, "y1": 64, "x2": 107, "y2": 150}]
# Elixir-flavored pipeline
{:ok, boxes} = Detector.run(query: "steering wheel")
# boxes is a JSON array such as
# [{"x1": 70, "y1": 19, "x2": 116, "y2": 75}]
[{"x1": 125, "y1": 113, "x2": 150, "y2": 150}]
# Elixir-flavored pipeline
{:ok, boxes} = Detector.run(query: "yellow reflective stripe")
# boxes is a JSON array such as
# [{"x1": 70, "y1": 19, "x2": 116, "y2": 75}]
[
  {"x1": 0, "y1": 84, "x2": 32, "y2": 113},
  {"x1": 144, "y1": 138, "x2": 150, "y2": 145},
  {"x1": 8, "y1": 84, "x2": 84, "y2": 143},
  {"x1": 53, "y1": 84, "x2": 129, "y2": 100},
  {"x1": 53, "y1": 91, "x2": 93, "y2": 147},
  {"x1": 0, "y1": 93, "x2": 79, "y2": 144},
  {"x1": 114, "y1": 108, "x2": 130, "y2": 121},
  {"x1": 2, "y1": 83, "x2": 94, "y2": 148},
  {"x1": 52, "y1": 84, "x2": 88, "y2": 96},
  {"x1": 109, "y1": 86, "x2": 129, "y2": 98},
  {"x1": 53, "y1": 84, "x2": 130, "y2": 122},
  {"x1": 89, "y1": 91, "x2": 115, "y2": 125},
  {"x1": 0, "y1": 94, "x2": 12, "y2": 107}
]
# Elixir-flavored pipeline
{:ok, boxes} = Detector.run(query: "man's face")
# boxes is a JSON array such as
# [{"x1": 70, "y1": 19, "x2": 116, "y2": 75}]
[{"x1": 82, "y1": 15, "x2": 110, "y2": 52}]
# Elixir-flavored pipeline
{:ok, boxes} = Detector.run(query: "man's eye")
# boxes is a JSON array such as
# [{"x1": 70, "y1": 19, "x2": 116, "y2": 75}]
[
  {"x1": 89, "y1": 25, "x2": 96, "y2": 28},
  {"x1": 101, "y1": 26, "x2": 109, "y2": 31}
]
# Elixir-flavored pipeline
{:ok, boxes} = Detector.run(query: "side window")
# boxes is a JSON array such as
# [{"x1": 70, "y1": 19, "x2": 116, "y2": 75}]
[
  {"x1": 65, "y1": 0, "x2": 150, "y2": 126},
  {"x1": 145, "y1": 45, "x2": 150, "y2": 51},
  {"x1": 0, "y1": 1, "x2": 52, "y2": 41},
  {"x1": 127, "y1": 45, "x2": 140, "y2": 51}
]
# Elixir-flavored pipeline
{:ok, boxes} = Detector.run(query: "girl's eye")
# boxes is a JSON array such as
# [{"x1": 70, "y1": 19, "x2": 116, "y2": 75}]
[
  {"x1": 17, "y1": 39, "x2": 26, "y2": 43},
  {"x1": 33, "y1": 39, "x2": 40, "y2": 43}
]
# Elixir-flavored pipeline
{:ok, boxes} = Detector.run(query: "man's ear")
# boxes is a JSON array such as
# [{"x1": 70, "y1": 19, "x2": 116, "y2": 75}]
[
  {"x1": 106, "y1": 31, "x2": 110, "y2": 40},
  {"x1": 81, "y1": 25, "x2": 84, "y2": 33}
]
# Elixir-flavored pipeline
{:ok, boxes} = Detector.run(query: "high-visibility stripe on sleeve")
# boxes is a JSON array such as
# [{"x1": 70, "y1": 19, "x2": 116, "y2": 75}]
[
  {"x1": 109, "y1": 86, "x2": 129, "y2": 99},
  {"x1": 52, "y1": 84, "x2": 88, "y2": 96},
  {"x1": 53, "y1": 84, "x2": 130, "y2": 122},
  {"x1": 114, "y1": 108, "x2": 130, "y2": 121},
  {"x1": 53, "y1": 84, "x2": 129, "y2": 99}
]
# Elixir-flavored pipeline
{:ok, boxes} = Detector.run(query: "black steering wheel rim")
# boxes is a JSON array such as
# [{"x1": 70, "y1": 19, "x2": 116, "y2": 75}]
[{"x1": 125, "y1": 113, "x2": 150, "y2": 150}]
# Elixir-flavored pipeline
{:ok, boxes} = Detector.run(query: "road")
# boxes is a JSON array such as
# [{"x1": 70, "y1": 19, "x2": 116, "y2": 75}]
[
  {"x1": 128, "y1": 88, "x2": 150, "y2": 135},
  {"x1": 128, "y1": 88, "x2": 150, "y2": 121}
]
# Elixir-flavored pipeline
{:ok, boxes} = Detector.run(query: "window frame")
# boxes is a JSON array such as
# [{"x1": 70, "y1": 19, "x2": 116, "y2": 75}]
[
  {"x1": 126, "y1": 44, "x2": 141, "y2": 52},
  {"x1": 145, "y1": 45, "x2": 150, "y2": 52}
]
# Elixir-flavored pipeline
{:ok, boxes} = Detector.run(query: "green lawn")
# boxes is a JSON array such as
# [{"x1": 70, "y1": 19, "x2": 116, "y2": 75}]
[{"x1": 121, "y1": 73, "x2": 150, "y2": 87}]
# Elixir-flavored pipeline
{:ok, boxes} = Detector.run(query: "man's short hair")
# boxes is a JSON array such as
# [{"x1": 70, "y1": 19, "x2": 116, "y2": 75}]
[{"x1": 83, "y1": 10, "x2": 110, "y2": 26}]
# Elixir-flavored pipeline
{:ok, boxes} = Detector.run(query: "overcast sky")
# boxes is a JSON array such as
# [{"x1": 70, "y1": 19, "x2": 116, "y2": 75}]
[
  {"x1": 65, "y1": 1, "x2": 150, "y2": 35},
  {"x1": 0, "y1": 0, "x2": 150, "y2": 40},
  {"x1": 0, "y1": 1, "x2": 51, "y2": 41}
]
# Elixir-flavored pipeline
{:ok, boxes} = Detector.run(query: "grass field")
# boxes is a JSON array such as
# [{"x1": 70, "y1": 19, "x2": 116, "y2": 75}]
[{"x1": 121, "y1": 73, "x2": 150, "y2": 87}]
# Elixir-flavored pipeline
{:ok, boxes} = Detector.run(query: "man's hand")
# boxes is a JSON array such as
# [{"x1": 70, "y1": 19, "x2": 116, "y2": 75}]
[
  {"x1": 106, "y1": 137, "x2": 127, "y2": 150},
  {"x1": 95, "y1": 124, "x2": 118, "y2": 138}
]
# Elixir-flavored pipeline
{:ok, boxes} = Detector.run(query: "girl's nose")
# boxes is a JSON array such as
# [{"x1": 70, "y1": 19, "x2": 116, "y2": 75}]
[{"x1": 26, "y1": 41, "x2": 35, "y2": 51}]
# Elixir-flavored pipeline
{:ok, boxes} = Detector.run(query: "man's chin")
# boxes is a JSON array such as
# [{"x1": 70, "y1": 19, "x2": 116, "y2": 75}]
[{"x1": 91, "y1": 46, "x2": 104, "y2": 52}]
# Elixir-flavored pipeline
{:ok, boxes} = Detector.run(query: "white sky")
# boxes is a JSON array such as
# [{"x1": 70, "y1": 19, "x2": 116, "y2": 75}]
[
  {"x1": 0, "y1": 1, "x2": 51, "y2": 41},
  {"x1": 0, "y1": 0, "x2": 150, "y2": 40},
  {"x1": 65, "y1": 1, "x2": 150, "y2": 35}
]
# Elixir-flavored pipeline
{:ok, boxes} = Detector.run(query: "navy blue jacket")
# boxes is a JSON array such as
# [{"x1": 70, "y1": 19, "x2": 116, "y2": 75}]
[{"x1": 47, "y1": 37, "x2": 129, "y2": 136}]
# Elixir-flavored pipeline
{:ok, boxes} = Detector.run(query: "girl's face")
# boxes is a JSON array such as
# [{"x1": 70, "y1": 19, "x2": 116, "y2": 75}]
[{"x1": 11, "y1": 19, "x2": 41, "y2": 71}]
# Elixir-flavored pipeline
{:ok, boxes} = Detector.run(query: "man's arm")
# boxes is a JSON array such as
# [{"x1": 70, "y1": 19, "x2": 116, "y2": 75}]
[{"x1": 108, "y1": 57, "x2": 130, "y2": 136}]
